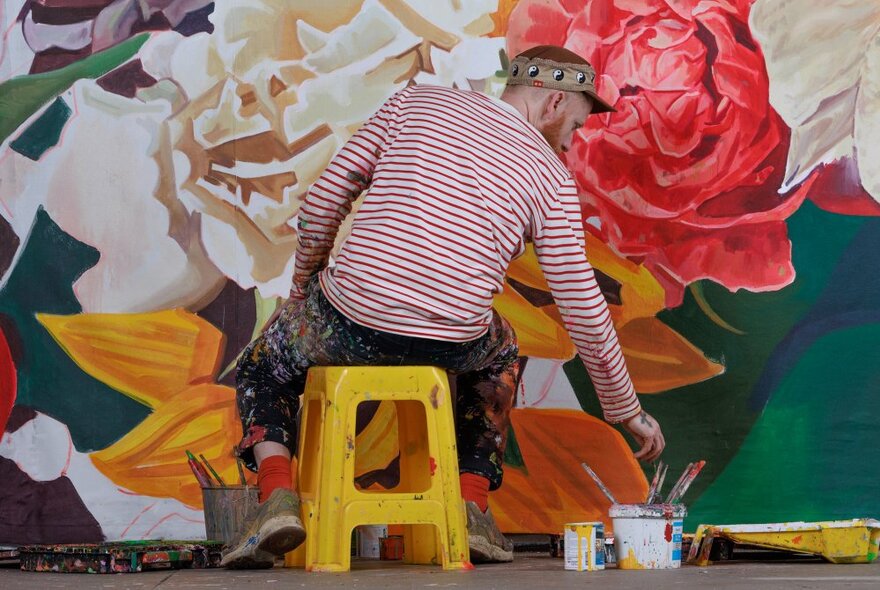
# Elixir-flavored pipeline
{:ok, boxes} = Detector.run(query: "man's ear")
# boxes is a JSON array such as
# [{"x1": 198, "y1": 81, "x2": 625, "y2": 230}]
[
  {"x1": 546, "y1": 90, "x2": 566, "y2": 116},
  {"x1": 542, "y1": 90, "x2": 565, "y2": 119}
]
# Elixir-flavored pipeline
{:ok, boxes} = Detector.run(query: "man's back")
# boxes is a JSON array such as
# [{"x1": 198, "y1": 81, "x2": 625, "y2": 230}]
[{"x1": 316, "y1": 85, "x2": 571, "y2": 341}]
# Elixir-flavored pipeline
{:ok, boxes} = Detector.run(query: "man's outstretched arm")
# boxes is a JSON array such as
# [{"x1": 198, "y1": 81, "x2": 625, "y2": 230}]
[{"x1": 532, "y1": 178, "x2": 664, "y2": 461}]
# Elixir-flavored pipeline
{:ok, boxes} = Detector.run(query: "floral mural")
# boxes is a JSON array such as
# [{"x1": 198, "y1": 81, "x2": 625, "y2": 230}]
[{"x1": 1, "y1": 0, "x2": 878, "y2": 543}]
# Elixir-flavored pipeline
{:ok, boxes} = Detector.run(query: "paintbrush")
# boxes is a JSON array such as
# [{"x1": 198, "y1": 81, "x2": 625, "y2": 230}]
[
  {"x1": 184, "y1": 451, "x2": 211, "y2": 487},
  {"x1": 645, "y1": 461, "x2": 664, "y2": 503},
  {"x1": 234, "y1": 446, "x2": 247, "y2": 486},
  {"x1": 185, "y1": 450, "x2": 214, "y2": 486},
  {"x1": 199, "y1": 453, "x2": 227, "y2": 487},
  {"x1": 581, "y1": 463, "x2": 617, "y2": 504},
  {"x1": 653, "y1": 463, "x2": 669, "y2": 504},
  {"x1": 668, "y1": 460, "x2": 706, "y2": 504},
  {"x1": 664, "y1": 462, "x2": 694, "y2": 504}
]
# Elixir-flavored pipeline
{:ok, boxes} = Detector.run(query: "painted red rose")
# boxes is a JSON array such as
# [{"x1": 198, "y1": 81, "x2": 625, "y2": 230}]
[{"x1": 507, "y1": 0, "x2": 815, "y2": 306}]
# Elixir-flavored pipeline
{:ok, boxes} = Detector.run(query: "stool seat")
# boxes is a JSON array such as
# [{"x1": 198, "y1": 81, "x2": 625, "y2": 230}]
[{"x1": 285, "y1": 366, "x2": 471, "y2": 572}]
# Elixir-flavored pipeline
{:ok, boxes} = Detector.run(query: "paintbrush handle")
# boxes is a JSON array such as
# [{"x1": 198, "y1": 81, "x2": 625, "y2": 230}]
[
  {"x1": 200, "y1": 454, "x2": 226, "y2": 487},
  {"x1": 655, "y1": 464, "x2": 668, "y2": 503},
  {"x1": 235, "y1": 456, "x2": 247, "y2": 486},
  {"x1": 187, "y1": 458, "x2": 211, "y2": 487},
  {"x1": 581, "y1": 462, "x2": 617, "y2": 504},
  {"x1": 670, "y1": 460, "x2": 706, "y2": 504},
  {"x1": 646, "y1": 461, "x2": 664, "y2": 503},
  {"x1": 186, "y1": 450, "x2": 214, "y2": 486},
  {"x1": 665, "y1": 462, "x2": 694, "y2": 504}
]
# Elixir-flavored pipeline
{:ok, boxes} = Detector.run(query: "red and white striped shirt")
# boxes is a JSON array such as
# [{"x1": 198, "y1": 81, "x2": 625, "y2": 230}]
[{"x1": 294, "y1": 85, "x2": 641, "y2": 423}]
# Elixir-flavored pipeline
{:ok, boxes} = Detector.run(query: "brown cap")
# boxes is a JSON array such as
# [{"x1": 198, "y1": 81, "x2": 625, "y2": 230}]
[{"x1": 506, "y1": 45, "x2": 616, "y2": 114}]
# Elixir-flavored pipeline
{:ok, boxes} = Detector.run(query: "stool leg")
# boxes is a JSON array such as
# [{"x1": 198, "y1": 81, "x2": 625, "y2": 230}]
[
  {"x1": 425, "y1": 392, "x2": 472, "y2": 569},
  {"x1": 291, "y1": 397, "x2": 323, "y2": 569},
  {"x1": 396, "y1": 400, "x2": 439, "y2": 565},
  {"x1": 308, "y1": 394, "x2": 355, "y2": 572}
]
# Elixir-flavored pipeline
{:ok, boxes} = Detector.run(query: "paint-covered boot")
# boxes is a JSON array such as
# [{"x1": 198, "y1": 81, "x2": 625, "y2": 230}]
[
  {"x1": 466, "y1": 500, "x2": 514, "y2": 563},
  {"x1": 221, "y1": 488, "x2": 306, "y2": 569}
]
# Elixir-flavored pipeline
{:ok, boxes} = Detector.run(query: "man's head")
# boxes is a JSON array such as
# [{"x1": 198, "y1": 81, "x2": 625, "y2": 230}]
[{"x1": 502, "y1": 45, "x2": 614, "y2": 154}]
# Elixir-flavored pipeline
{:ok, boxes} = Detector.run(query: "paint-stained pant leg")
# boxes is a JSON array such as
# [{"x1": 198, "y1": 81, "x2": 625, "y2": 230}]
[
  {"x1": 235, "y1": 279, "x2": 346, "y2": 472},
  {"x1": 453, "y1": 311, "x2": 522, "y2": 491}
]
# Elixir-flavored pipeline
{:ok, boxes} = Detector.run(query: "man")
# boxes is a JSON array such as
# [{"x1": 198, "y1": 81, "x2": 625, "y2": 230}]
[{"x1": 222, "y1": 45, "x2": 665, "y2": 569}]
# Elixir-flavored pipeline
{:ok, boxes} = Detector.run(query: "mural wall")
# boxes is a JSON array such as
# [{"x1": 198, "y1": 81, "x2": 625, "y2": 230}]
[{"x1": 1, "y1": 0, "x2": 878, "y2": 542}]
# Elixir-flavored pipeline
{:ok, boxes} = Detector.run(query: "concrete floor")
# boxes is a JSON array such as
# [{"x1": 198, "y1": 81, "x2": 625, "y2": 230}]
[{"x1": 2, "y1": 554, "x2": 880, "y2": 589}]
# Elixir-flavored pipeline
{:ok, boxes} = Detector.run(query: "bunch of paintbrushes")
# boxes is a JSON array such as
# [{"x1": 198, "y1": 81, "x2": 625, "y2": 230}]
[
  {"x1": 185, "y1": 448, "x2": 249, "y2": 488},
  {"x1": 581, "y1": 460, "x2": 706, "y2": 506},
  {"x1": 664, "y1": 460, "x2": 705, "y2": 504},
  {"x1": 645, "y1": 460, "x2": 706, "y2": 504},
  {"x1": 645, "y1": 461, "x2": 669, "y2": 504}
]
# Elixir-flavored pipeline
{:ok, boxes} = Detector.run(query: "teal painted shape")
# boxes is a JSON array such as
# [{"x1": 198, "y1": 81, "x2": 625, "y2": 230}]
[
  {"x1": 687, "y1": 322, "x2": 880, "y2": 526},
  {"x1": 10, "y1": 98, "x2": 71, "y2": 161},
  {"x1": 0, "y1": 34, "x2": 149, "y2": 144},
  {"x1": 502, "y1": 423, "x2": 526, "y2": 472},
  {"x1": 0, "y1": 208, "x2": 150, "y2": 451},
  {"x1": 563, "y1": 202, "x2": 869, "y2": 513}
]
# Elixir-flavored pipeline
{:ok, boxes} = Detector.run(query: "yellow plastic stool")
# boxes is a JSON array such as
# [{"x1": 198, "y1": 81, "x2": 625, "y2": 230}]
[{"x1": 286, "y1": 366, "x2": 471, "y2": 572}]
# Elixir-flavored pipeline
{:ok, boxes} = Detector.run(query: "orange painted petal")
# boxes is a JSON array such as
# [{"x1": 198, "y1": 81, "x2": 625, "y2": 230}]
[
  {"x1": 353, "y1": 401, "x2": 399, "y2": 477},
  {"x1": 585, "y1": 234, "x2": 666, "y2": 323},
  {"x1": 491, "y1": 408, "x2": 647, "y2": 534},
  {"x1": 493, "y1": 286, "x2": 576, "y2": 360},
  {"x1": 491, "y1": 0, "x2": 521, "y2": 37},
  {"x1": 91, "y1": 383, "x2": 241, "y2": 508},
  {"x1": 507, "y1": 245, "x2": 549, "y2": 292},
  {"x1": 617, "y1": 317, "x2": 724, "y2": 393},
  {"x1": 508, "y1": 239, "x2": 665, "y2": 327},
  {"x1": 37, "y1": 310, "x2": 225, "y2": 408}
]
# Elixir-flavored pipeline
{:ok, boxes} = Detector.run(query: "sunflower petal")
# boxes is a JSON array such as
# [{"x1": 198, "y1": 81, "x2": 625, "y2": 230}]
[
  {"x1": 91, "y1": 384, "x2": 241, "y2": 508},
  {"x1": 490, "y1": 408, "x2": 647, "y2": 534},
  {"x1": 38, "y1": 309, "x2": 225, "y2": 409},
  {"x1": 493, "y1": 286, "x2": 576, "y2": 360},
  {"x1": 353, "y1": 400, "x2": 399, "y2": 477},
  {"x1": 617, "y1": 316, "x2": 724, "y2": 393}
]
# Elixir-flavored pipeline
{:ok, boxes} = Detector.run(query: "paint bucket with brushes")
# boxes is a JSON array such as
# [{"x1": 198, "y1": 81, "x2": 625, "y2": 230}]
[
  {"x1": 202, "y1": 486, "x2": 260, "y2": 546},
  {"x1": 609, "y1": 503, "x2": 687, "y2": 569}
]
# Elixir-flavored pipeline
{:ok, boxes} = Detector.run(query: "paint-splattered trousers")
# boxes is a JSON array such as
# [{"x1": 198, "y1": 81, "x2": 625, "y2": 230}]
[{"x1": 235, "y1": 277, "x2": 521, "y2": 491}]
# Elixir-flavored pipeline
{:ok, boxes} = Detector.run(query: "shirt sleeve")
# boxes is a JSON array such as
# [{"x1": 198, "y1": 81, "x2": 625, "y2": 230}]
[
  {"x1": 290, "y1": 89, "x2": 404, "y2": 298},
  {"x1": 531, "y1": 177, "x2": 642, "y2": 423}
]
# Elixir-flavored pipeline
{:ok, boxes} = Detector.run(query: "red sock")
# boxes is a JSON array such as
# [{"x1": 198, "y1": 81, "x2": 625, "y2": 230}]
[
  {"x1": 460, "y1": 473, "x2": 490, "y2": 513},
  {"x1": 257, "y1": 455, "x2": 293, "y2": 503}
]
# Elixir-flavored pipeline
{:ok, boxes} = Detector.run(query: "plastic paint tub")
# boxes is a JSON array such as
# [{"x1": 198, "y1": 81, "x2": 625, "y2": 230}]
[
  {"x1": 564, "y1": 522, "x2": 605, "y2": 571},
  {"x1": 609, "y1": 504, "x2": 687, "y2": 569}
]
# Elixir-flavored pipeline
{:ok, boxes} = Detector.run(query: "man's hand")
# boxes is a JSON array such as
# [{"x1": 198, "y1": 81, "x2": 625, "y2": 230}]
[{"x1": 622, "y1": 410, "x2": 665, "y2": 462}]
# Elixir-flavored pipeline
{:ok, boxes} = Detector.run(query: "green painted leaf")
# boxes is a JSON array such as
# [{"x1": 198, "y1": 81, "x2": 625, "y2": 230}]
[
  {"x1": 0, "y1": 34, "x2": 150, "y2": 144},
  {"x1": 0, "y1": 208, "x2": 150, "y2": 451}
]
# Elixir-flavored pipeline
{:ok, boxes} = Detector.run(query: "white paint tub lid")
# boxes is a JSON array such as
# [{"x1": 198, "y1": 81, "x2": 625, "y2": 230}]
[{"x1": 609, "y1": 503, "x2": 688, "y2": 519}]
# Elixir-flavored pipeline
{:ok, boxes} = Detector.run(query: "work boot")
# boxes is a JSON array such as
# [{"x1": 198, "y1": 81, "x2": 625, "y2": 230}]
[
  {"x1": 221, "y1": 488, "x2": 306, "y2": 569},
  {"x1": 466, "y1": 501, "x2": 514, "y2": 563}
]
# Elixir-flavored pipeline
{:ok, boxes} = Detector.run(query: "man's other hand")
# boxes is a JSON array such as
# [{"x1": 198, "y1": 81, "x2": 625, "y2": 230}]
[{"x1": 622, "y1": 410, "x2": 665, "y2": 462}]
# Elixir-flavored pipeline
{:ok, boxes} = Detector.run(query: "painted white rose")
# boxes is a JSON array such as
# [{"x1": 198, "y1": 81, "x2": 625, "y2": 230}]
[
  {"x1": 750, "y1": 0, "x2": 880, "y2": 202},
  {"x1": 1, "y1": 0, "x2": 504, "y2": 310},
  {"x1": 156, "y1": 0, "x2": 505, "y2": 299},
  {"x1": 0, "y1": 83, "x2": 226, "y2": 313}
]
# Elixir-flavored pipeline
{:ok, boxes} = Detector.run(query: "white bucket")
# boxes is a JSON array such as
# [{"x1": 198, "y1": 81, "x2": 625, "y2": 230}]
[{"x1": 609, "y1": 504, "x2": 687, "y2": 569}]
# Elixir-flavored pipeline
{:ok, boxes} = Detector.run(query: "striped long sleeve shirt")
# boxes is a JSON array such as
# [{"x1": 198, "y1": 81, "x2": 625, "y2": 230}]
[{"x1": 293, "y1": 85, "x2": 641, "y2": 423}]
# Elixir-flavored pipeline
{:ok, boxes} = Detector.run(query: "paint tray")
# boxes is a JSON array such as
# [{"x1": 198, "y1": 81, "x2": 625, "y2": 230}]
[
  {"x1": 687, "y1": 519, "x2": 880, "y2": 565},
  {"x1": 18, "y1": 540, "x2": 224, "y2": 573}
]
